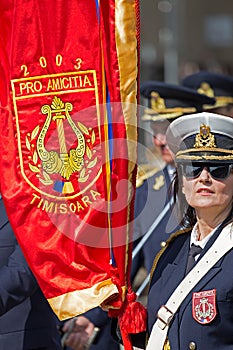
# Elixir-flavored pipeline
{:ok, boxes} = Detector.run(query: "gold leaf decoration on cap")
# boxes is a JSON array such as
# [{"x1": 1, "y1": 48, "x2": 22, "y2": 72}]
[
  {"x1": 151, "y1": 91, "x2": 166, "y2": 111},
  {"x1": 194, "y1": 124, "x2": 217, "y2": 148},
  {"x1": 197, "y1": 82, "x2": 215, "y2": 98}
]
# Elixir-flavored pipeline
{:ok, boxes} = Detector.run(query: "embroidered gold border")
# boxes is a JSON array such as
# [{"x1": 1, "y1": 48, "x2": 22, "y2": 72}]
[
  {"x1": 115, "y1": 0, "x2": 138, "y2": 172},
  {"x1": 145, "y1": 107, "x2": 197, "y2": 114},
  {"x1": 204, "y1": 96, "x2": 233, "y2": 110},
  {"x1": 176, "y1": 154, "x2": 233, "y2": 161},
  {"x1": 142, "y1": 112, "x2": 184, "y2": 121},
  {"x1": 115, "y1": 0, "x2": 138, "y2": 277},
  {"x1": 142, "y1": 107, "x2": 196, "y2": 122},
  {"x1": 176, "y1": 147, "x2": 233, "y2": 156},
  {"x1": 215, "y1": 96, "x2": 233, "y2": 106},
  {"x1": 176, "y1": 147, "x2": 233, "y2": 161}
]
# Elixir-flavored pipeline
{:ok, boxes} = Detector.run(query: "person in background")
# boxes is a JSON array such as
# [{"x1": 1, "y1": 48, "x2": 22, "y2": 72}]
[
  {"x1": 146, "y1": 112, "x2": 233, "y2": 350},
  {"x1": 63, "y1": 308, "x2": 119, "y2": 350},
  {"x1": 131, "y1": 82, "x2": 215, "y2": 284},
  {"x1": 0, "y1": 193, "x2": 119, "y2": 350},
  {"x1": 181, "y1": 70, "x2": 233, "y2": 117},
  {"x1": 0, "y1": 193, "x2": 64, "y2": 350}
]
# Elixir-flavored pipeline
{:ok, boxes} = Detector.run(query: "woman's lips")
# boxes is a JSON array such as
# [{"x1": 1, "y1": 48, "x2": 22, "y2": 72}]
[{"x1": 197, "y1": 188, "x2": 214, "y2": 194}]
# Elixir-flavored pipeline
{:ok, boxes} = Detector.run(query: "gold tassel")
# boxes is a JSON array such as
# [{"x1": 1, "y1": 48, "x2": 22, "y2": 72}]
[{"x1": 163, "y1": 338, "x2": 171, "y2": 350}]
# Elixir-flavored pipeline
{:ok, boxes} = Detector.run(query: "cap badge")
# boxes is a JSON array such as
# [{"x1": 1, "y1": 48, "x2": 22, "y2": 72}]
[
  {"x1": 192, "y1": 289, "x2": 217, "y2": 324},
  {"x1": 194, "y1": 124, "x2": 216, "y2": 149},
  {"x1": 197, "y1": 82, "x2": 215, "y2": 98},
  {"x1": 151, "y1": 91, "x2": 166, "y2": 111}
]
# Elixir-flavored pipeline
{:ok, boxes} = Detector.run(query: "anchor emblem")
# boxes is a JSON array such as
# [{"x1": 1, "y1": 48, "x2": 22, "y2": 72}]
[{"x1": 195, "y1": 297, "x2": 214, "y2": 320}]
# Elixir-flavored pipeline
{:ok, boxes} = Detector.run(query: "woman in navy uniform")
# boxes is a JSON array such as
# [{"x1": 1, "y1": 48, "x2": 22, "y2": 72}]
[{"x1": 146, "y1": 112, "x2": 233, "y2": 349}]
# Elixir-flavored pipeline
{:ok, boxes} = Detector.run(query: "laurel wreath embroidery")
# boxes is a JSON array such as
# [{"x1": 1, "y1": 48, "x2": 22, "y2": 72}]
[
  {"x1": 27, "y1": 122, "x2": 97, "y2": 185},
  {"x1": 77, "y1": 122, "x2": 97, "y2": 183},
  {"x1": 26, "y1": 125, "x2": 53, "y2": 185}
]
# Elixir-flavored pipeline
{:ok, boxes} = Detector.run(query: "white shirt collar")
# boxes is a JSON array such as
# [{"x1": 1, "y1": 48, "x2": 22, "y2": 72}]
[{"x1": 190, "y1": 222, "x2": 220, "y2": 249}]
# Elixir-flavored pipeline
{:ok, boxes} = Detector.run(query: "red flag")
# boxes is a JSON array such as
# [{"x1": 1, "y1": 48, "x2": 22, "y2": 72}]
[{"x1": 0, "y1": 1, "x2": 146, "y2": 343}]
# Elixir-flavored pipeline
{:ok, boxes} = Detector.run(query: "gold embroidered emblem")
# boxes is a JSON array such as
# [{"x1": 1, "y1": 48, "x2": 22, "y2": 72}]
[
  {"x1": 12, "y1": 69, "x2": 102, "y2": 200},
  {"x1": 26, "y1": 96, "x2": 98, "y2": 193},
  {"x1": 151, "y1": 91, "x2": 166, "y2": 111},
  {"x1": 38, "y1": 96, "x2": 85, "y2": 180},
  {"x1": 11, "y1": 68, "x2": 103, "y2": 215},
  {"x1": 153, "y1": 175, "x2": 165, "y2": 190},
  {"x1": 194, "y1": 124, "x2": 216, "y2": 149}
]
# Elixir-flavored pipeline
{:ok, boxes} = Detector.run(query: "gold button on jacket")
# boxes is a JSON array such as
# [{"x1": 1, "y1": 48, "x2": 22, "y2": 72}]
[{"x1": 189, "y1": 341, "x2": 196, "y2": 350}]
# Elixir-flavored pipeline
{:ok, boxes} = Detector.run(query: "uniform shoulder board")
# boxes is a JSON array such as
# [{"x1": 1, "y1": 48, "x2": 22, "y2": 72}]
[{"x1": 136, "y1": 163, "x2": 160, "y2": 188}]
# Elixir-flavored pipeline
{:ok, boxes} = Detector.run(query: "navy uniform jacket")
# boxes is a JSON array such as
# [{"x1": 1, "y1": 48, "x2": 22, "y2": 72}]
[
  {"x1": 0, "y1": 197, "x2": 63, "y2": 350},
  {"x1": 147, "y1": 223, "x2": 233, "y2": 349},
  {"x1": 131, "y1": 165, "x2": 180, "y2": 278}
]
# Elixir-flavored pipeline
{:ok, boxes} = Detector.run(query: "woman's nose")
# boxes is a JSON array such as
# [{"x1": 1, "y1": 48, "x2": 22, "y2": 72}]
[{"x1": 199, "y1": 167, "x2": 212, "y2": 181}]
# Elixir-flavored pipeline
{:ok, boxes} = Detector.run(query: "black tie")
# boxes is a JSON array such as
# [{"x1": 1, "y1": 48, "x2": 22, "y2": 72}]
[{"x1": 185, "y1": 244, "x2": 202, "y2": 275}]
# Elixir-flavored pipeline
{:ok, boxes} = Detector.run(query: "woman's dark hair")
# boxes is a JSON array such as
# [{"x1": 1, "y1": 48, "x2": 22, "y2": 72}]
[{"x1": 173, "y1": 165, "x2": 196, "y2": 228}]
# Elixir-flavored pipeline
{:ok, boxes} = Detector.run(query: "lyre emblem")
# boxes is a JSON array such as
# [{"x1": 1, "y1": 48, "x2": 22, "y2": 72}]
[
  {"x1": 193, "y1": 124, "x2": 216, "y2": 149},
  {"x1": 37, "y1": 96, "x2": 85, "y2": 180}
]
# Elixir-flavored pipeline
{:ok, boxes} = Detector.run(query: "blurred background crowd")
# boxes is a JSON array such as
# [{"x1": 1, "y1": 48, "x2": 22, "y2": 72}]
[
  {"x1": 140, "y1": 0, "x2": 233, "y2": 83},
  {"x1": 138, "y1": 0, "x2": 233, "y2": 165}
]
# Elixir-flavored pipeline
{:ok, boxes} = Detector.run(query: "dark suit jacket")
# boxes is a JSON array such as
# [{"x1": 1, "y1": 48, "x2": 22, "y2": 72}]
[{"x1": 0, "y1": 197, "x2": 63, "y2": 350}]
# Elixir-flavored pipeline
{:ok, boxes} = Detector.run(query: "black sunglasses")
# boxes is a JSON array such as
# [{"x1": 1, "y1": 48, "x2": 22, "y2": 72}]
[{"x1": 180, "y1": 163, "x2": 233, "y2": 180}]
